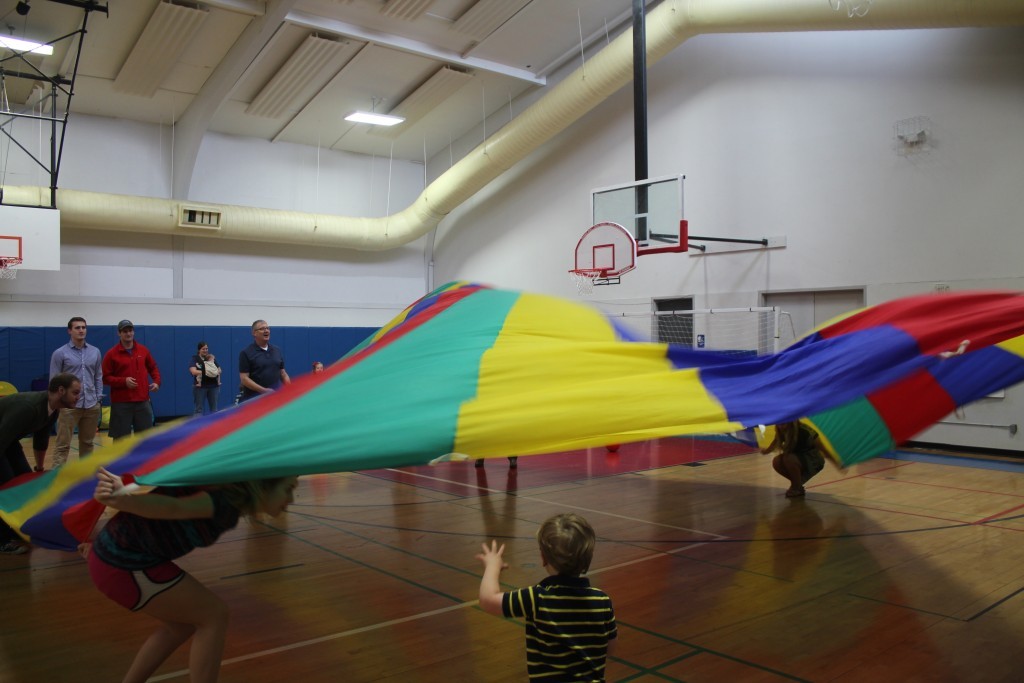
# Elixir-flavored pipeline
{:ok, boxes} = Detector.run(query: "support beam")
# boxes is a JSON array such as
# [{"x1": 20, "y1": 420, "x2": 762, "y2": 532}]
[
  {"x1": 286, "y1": 10, "x2": 545, "y2": 86},
  {"x1": 171, "y1": 0, "x2": 300, "y2": 199}
]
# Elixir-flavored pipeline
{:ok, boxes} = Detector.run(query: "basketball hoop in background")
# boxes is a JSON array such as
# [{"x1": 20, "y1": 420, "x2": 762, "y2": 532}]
[
  {"x1": 569, "y1": 268, "x2": 605, "y2": 295},
  {"x1": 568, "y1": 222, "x2": 636, "y2": 296},
  {"x1": 0, "y1": 257, "x2": 21, "y2": 279}
]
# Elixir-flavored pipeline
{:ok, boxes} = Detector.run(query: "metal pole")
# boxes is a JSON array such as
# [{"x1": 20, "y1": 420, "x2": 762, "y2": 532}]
[
  {"x1": 632, "y1": 0, "x2": 648, "y2": 243},
  {"x1": 50, "y1": 81, "x2": 57, "y2": 207}
]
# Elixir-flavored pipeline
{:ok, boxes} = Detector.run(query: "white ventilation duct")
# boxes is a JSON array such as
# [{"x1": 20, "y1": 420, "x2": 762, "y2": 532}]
[{"x1": 6, "y1": 0, "x2": 1024, "y2": 250}]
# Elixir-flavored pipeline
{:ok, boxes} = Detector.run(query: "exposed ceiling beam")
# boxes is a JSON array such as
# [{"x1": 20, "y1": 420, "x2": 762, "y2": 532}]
[
  {"x1": 201, "y1": 0, "x2": 265, "y2": 15},
  {"x1": 113, "y1": 2, "x2": 210, "y2": 97},
  {"x1": 452, "y1": 0, "x2": 532, "y2": 42},
  {"x1": 285, "y1": 10, "x2": 545, "y2": 86},
  {"x1": 380, "y1": 0, "x2": 437, "y2": 21},
  {"x1": 171, "y1": 0, "x2": 301, "y2": 199},
  {"x1": 247, "y1": 34, "x2": 353, "y2": 119},
  {"x1": 369, "y1": 65, "x2": 475, "y2": 139},
  {"x1": 535, "y1": 4, "x2": 636, "y2": 77}
]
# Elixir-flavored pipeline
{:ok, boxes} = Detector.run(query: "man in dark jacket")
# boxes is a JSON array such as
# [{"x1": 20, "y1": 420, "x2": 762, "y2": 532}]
[{"x1": 0, "y1": 373, "x2": 81, "y2": 554}]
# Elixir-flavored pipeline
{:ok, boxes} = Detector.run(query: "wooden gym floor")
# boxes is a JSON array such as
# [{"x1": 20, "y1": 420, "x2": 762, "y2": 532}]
[{"x1": 3, "y1": 435, "x2": 1024, "y2": 682}]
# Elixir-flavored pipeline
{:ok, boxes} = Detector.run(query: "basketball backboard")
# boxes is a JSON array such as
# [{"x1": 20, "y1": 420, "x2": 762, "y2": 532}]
[
  {"x1": 592, "y1": 175, "x2": 687, "y2": 255},
  {"x1": 0, "y1": 206, "x2": 61, "y2": 271},
  {"x1": 570, "y1": 221, "x2": 636, "y2": 286}
]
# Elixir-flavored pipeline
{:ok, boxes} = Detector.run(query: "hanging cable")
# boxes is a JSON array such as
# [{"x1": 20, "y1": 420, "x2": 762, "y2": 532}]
[
  {"x1": 578, "y1": 8, "x2": 586, "y2": 78},
  {"x1": 386, "y1": 141, "x2": 394, "y2": 237}
]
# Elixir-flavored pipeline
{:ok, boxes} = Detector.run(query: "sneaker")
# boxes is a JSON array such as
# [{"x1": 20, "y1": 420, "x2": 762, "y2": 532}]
[{"x1": 0, "y1": 540, "x2": 29, "y2": 555}]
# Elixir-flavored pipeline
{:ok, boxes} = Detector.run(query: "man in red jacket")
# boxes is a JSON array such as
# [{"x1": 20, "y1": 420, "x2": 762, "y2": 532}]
[{"x1": 102, "y1": 320, "x2": 161, "y2": 441}]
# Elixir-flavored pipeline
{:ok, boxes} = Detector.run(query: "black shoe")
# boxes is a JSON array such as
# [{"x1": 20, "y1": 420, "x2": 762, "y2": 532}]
[
  {"x1": 0, "y1": 540, "x2": 29, "y2": 555},
  {"x1": 475, "y1": 459, "x2": 484, "y2": 468},
  {"x1": 508, "y1": 457, "x2": 518, "y2": 469}
]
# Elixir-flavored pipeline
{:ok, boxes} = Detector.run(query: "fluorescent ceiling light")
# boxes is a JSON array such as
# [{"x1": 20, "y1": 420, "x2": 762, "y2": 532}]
[
  {"x1": 0, "y1": 35, "x2": 53, "y2": 56},
  {"x1": 344, "y1": 111, "x2": 405, "y2": 126}
]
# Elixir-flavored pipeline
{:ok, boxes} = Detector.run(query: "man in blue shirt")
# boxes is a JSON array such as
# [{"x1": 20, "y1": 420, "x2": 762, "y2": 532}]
[
  {"x1": 237, "y1": 319, "x2": 290, "y2": 403},
  {"x1": 47, "y1": 316, "x2": 103, "y2": 470}
]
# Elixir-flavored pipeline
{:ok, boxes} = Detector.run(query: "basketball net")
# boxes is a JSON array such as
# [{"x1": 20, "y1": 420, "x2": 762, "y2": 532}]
[
  {"x1": 568, "y1": 269, "x2": 598, "y2": 296},
  {"x1": 0, "y1": 257, "x2": 21, "y2": 279}
]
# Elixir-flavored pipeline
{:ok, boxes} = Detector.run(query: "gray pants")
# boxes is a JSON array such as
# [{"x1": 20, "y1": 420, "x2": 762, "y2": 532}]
[{"x1": 109, "y1": 401, "x2": 155, "y2": 440}]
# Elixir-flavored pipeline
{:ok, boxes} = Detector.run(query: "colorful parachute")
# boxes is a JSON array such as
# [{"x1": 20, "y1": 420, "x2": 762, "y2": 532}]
[{"x1": 3, "y1": 282, "x2": 1024, "y2": 551}]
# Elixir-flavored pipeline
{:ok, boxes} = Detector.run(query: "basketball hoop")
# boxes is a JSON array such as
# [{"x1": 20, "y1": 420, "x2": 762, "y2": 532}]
[
  {"x1": 568, "y1": 269, "x2": 602, "y2": 296},
  {"x1": 570, "y1": 222, "x2": 636, "y2": 296},
  {"x1": 0, "y1": 257, "x2": 21, "y2": 279}
]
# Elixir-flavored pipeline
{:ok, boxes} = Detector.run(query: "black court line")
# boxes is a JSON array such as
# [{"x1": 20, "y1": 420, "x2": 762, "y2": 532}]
[
  {"x1": 220, "y1": 562, "x2": 305, "y2": 580},
  {"x1": 616, "y1": 620, "x2": 813, "y2": 682}
]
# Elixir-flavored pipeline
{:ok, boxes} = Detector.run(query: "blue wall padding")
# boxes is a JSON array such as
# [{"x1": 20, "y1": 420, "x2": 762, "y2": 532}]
[{"x1": 0, "y1": 326, "x2": 376, "y2": 418}]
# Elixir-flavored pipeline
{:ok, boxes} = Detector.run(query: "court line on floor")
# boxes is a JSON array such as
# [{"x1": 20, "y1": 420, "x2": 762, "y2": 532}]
[
  {"x1": 150, "y1": 455, "x2": 987, "y2": 681},
  {"x1": 147, "y1": 603, "x2": 471, "y2": 681},
  {"x1": 375, "y1": 467, "x2": 729, "y2": 539},
  {"x1": 149, "y1": 464, "x2": 732, "y2": 679},
  {"x1": 148, "y1": 535, "x2": 708, "y2": 681}
]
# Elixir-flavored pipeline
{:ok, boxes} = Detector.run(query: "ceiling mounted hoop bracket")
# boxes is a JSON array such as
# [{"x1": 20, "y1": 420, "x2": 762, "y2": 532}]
[{"x1": 0, "y1": 1, "x2": 108, "y2": 210}]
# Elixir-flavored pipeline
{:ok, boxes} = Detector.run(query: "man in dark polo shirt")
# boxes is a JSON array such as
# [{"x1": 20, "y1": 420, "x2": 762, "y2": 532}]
[
  {"x1": 237, "y1": 319, "x2": 291, "y2": 404},
  {"x1": 0, "y1": 373, "x2": 81, "y2": 554}
]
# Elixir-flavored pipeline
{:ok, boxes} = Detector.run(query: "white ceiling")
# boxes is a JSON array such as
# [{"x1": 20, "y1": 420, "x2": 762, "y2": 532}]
[{"x1": 3, "y1": 0, "x2": 640, "y2": 166}]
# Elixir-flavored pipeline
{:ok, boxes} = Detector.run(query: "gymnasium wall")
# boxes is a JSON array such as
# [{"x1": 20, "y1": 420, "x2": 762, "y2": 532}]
[
  {"x1": 430, "y1": 27, "x2": 1024, "y2": 452},
  {"x1": 0, "y1": 325, "x2": 376, "y2": 419},
  {"x1": 1, "y1": 115, "x2": 429, "y2": 328},
  {"x1": 2, "y1": 26, "x2": 1022, "y2": 451}
]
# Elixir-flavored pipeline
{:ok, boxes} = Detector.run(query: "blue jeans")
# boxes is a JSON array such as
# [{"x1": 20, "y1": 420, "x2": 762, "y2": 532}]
[{"x1": 193, "y1": 385, "x2": 220, "y2": 415}]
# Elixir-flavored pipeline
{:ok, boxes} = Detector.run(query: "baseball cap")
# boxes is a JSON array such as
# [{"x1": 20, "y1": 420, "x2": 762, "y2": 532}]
[{"x1": 117, "y1": 319, "x2": 134, "y2": 331}]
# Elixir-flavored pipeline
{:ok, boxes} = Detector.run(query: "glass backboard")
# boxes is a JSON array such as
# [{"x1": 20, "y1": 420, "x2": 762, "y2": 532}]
[{"x1": 592, "y1": 174, "x2": 686, "y2": 254}]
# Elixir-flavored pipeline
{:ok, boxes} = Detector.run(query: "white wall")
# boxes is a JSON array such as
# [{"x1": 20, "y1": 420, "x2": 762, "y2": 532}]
[
  {"x1": 1, "y1": 115, "x2": 428, "y2": 327},
  {"x1": 432, "y1": 27, "x2": 1024, "y2": 452},
  {"x1": 2, "y1": 26, "x2": 1022, "y2": 451}
]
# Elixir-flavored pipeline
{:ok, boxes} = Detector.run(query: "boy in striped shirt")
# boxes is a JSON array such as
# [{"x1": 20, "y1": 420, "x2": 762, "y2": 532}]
[{"x1": 477, "y1": 513, "x2": 617, "y2": 681}]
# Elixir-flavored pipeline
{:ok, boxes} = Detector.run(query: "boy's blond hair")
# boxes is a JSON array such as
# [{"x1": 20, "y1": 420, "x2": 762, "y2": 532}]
[{"x1": 537, "y1": 513, "x2": 596, "y2": 576}]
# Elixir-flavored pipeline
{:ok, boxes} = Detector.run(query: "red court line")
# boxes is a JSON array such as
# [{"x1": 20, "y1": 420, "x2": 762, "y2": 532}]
[
  {"x1": 810, "y1": 498, "x2": 980, "y2": 526},
  {"x1": 975, "y1": 501, "x2": 1024, "y2": 525},
  {"x1": 802, "y1": 460, "x2": 916, "y2": 494},
  {"x1": 857, "y1": 474, "x2": 1024, "y2": 499}
]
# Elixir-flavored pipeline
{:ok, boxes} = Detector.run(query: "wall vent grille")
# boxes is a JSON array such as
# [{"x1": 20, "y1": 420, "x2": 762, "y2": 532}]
[{"x1": 179, "y1": 206, "x2": 222, "y2": 229}]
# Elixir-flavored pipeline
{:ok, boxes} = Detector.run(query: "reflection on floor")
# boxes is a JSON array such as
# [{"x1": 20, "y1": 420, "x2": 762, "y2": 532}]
[{"x1": 3, "y1": 436, "x2": 1024, "y2": 682}]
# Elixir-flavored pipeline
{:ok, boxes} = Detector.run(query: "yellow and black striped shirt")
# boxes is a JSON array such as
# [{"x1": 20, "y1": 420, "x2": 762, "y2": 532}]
[{"x1": 503, "y1": 574, "x2": 617, "y2": 682}]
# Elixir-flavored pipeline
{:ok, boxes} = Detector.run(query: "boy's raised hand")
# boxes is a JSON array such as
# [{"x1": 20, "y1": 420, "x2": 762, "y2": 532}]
[
  {"x1": 476, "y1": 540, "x2": 509, "y2": 615},
  {"x1": 476, "y1": 540, "x2": 509, "y2": 571}
]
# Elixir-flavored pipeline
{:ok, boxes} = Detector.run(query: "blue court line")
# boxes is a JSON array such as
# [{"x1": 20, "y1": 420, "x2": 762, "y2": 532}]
[
  {"x1": 697, "y1": 432, "x2": 1024, "y2": 473},
  {"x1": 885, "y1": 449, "x2": 1024, "y2": 473}
]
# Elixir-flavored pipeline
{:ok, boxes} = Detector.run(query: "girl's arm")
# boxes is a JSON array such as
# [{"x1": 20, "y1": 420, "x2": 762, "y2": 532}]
[
  {"x1": 94, "y1": 467, "x2": 215, "y2": 520},
  {"x1": 476, "y1": 540, "x2": 509, "y2": 616}
]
